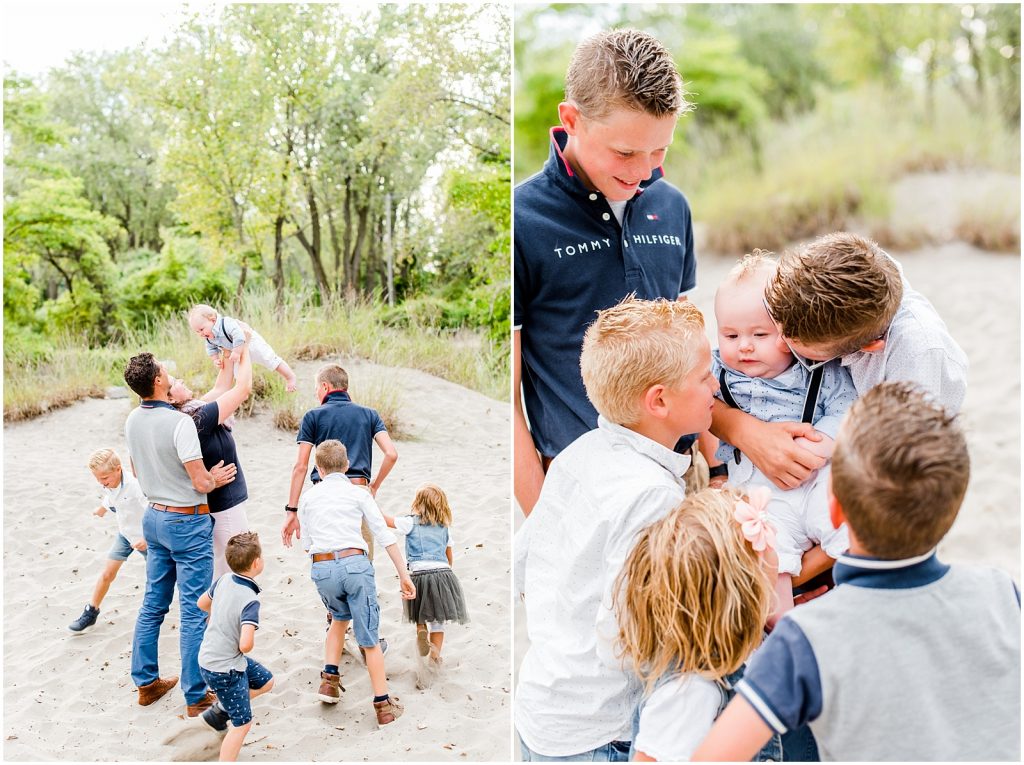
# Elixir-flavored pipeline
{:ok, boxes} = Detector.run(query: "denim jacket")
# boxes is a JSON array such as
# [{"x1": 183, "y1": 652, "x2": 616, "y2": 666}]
[{"x1": 405, "y1": 517, "x2": 449, "y2": 565}]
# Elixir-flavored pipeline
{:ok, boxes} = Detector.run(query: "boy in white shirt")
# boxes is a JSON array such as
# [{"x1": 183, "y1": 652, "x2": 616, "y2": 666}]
[
  {"x1": 69, "y1": 448, "x2": 148, "y2": 633},
  {"x1": 297, "y1": 439, "x2": 415, "y2": 726},
  {"x1": 515, "y1": 296, "x2": 719, "y2": 760}
]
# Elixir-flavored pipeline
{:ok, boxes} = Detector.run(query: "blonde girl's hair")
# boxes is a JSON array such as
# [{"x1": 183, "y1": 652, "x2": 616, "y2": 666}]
[
  {"x1": 614, "y1": 487, "x2": 773, "y2": 688},
  {"x1": 88, "y1": 448, "x2": 121, "y2": 473},
  {"x1": 412, "y1": 483, "x2": 452, "y2": 527}
]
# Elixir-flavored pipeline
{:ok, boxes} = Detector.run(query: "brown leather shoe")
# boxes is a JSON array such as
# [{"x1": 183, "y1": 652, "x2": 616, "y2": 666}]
[
  {"x1": 185, "y1": 690, "x2": 218, "y2": 717},
  {"x1": 137, "y1": 676, "x2": 179, "y2": 706},
  {"x1": 373, "y1": 696, "x2": 404, "y2": 727},
  {"x1": 317, "y1": 671, "x2": 344, "y2": 704}
]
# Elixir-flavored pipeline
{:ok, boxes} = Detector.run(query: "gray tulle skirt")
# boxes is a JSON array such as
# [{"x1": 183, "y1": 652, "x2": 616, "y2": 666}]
[{"x1": 403, "y1": 568, "x2": 470, "y2": 625}]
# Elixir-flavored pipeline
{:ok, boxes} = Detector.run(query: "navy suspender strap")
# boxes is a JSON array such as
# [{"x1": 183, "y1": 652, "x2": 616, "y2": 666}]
[
  {"x1": 801, "y1": 366, "x2": 824, "y2": 424},
  {"x1": 718, "y1": 369, "x2": 742, "y2": 464}
]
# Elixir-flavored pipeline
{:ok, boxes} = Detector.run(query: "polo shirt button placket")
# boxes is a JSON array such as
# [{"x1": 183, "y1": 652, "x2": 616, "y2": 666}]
[
  {"x1": 589, "y1": 193, "x2": 598, "y2": 201},
  {"x1": 601, "y1": 212, "x2": 610, "y2": 221}
]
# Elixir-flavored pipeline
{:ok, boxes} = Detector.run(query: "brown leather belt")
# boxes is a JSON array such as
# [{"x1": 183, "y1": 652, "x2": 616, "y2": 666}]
[
  {"x1": 151, "y1": 502, "x2": 210, "y2": 515},
  {"x1": 348, "y1": 477, "x2": 369, "y2": 486},
  {"x1": 311, "y1": 547, "x2": 365, "y2": 562}
]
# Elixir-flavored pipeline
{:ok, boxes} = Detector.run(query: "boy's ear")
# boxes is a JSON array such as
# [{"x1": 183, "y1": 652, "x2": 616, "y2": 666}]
[
  {"x1": 558, "y1": 101, "x2": 581, "y2": 135},
  {"x1": 859, "y1": 338, "x2": 886, "y2": 354},
  {"x1": 642, "y1": 384, "x2": 669, "y2": 419},
  {"x1": 827, "y1": 485, "x2": 846, "y2": 531}
]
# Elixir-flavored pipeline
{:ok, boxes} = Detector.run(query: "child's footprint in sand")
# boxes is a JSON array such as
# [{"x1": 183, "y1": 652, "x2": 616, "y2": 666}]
[{"x1": 160, "y1": 719, "x2": 225, "y2": 762}]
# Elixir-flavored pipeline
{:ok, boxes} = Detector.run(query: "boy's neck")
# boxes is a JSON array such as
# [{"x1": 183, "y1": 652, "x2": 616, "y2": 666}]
[
  {"x1": 628, "y1": 417, "x2": 683, "y2": 451},
  {"x1": 235, "y1": 569, "x2": 259, "y2": 581}
]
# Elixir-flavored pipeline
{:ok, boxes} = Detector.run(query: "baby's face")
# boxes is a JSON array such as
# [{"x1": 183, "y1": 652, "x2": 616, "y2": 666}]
[
  {"x1": 92, "y1": 466, "x2": 122, "y2": 489},
  {"x1": 715, "y1": 276, "x2": 794, "y2": 379},
  {"x1": 190, "y1": 315, "x2": 215, "y2": 340}
]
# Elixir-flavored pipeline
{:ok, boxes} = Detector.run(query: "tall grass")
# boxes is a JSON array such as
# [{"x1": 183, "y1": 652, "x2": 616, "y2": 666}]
[
  {"x1": 678, "y1": 86, "x2": 1020, "y2": 254},
  {"x1": 4, "y1": 290, "x2": 509, "y2": 422}
]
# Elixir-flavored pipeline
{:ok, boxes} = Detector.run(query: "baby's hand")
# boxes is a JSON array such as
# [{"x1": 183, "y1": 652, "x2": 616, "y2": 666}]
[
  {"x1": 212, "y1": 355, "x2": 225, "y2": 369},
  {"x1": 93, "y1": 506, "x2": 107, "y2": 518},
  {"x1": 793, "y1": 433, "x2": 834, "y2": 460},
  {"x1": 133, "y1": 540, "x2": 148, "y2": 552},
  {"x1": 708, "y1": 475, "x2": 728, "y2": 490},
  {"x1": 229, "y1": 347, "x2": 243, "y2": 363}
]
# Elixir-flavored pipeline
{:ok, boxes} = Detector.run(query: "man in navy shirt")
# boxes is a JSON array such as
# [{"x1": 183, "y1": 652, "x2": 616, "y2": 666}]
[
  {"x1": 514, "y1": 29, "x2": 698, "y2": 515},
  {"x1": 281, "y1": 363, "x2": 398, "y2": 556}
]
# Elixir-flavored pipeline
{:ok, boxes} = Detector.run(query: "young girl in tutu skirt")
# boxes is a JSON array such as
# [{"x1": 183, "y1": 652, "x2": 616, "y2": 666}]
[{"x1": 385, "y1": 484, "x2": 469, "y2": 665}]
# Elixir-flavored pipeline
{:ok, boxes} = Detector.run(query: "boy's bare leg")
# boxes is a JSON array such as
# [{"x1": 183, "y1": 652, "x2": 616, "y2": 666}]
[
  {"x1": 362, "y1": 645, "x2": 388, "y2": 697},
  {"x1": 325, "y1": 619, "x2": 348, "y2": 667},
  {"x1": 249, "y1": 677, "x2": 274, "y2": 701},
  {"x1": 274, "y1": 361, "x2": 298, "y2": 392},
  {"x1": 218, "y1": 721, "x2": 250, "y2": 762},
  {"x1": 90, "y1": 559, "x2": 125, "y2": 608}
]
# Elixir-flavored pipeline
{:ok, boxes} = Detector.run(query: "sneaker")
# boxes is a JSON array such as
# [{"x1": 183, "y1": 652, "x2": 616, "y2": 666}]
[
  {"x1": 137, "y1": 676, "x2": 179, "y2": 706},
  {"x1": 185, "y1": 690, "x2": 218, "y2": 717},
  {"x1": 318, "y1": 671, "x2": 344, "y2": 704},
  {"x1": 68, "y1": 604, "x2": 100, "y2": 633},
  {"x1": 373, "y1": 695, "x2": 404, "y2": 727},
  {"x1": 359, "y1": 638, "x2": 389, "y2": 664},
  {"x1": 200, "y1": 702, "x2": 230, "y2": 732},
  {"x1": 416, "y1": 625, "x2": 430, "y2": 657}
]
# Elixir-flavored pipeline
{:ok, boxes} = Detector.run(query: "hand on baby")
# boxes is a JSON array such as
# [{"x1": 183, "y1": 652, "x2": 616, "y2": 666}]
[
  {"x1": 212, "y1": 355, "x2": 225, "y2": 369},
  {"x1": 793, "y1": 432, "x2": 835, "y2": 460}
]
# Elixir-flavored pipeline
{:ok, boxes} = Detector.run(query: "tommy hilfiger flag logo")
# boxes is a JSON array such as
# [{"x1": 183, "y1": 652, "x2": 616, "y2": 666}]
[{"x1": 646, "y1": 213, "x2": 659, "y2": 220}]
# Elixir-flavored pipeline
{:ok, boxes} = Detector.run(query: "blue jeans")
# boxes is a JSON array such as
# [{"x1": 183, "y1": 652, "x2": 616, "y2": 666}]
[
  {"x1": 108, "y1": 532, "x2": 148, "y2": 561},
  {"x1": 131, "y1": 506, "x2": 213, "y2": 704},
  {"x1": 311, "y1": 554, "x2": 380, "y2": 647},
  {"x1": 518, "y1": 734, "x2": 630, "y2": 762}
]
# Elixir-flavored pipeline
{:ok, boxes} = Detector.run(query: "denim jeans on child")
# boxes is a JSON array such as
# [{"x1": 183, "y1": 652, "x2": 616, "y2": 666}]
[
  {"x1": 518, "y1": 734, "x2": 631, "y2": 762},
  {"x1": 131, "y1": 506, "x2": 213, "y2": 704},
  {"x1": 108, "y1": 532, "x2": 148, "y2": 561}
]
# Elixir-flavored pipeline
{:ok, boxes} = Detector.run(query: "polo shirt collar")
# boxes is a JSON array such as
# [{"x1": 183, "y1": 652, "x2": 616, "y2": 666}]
[
  {"x1": 140, "y1": 399, "x2": 176, "y2": 410},
  {"x1": 231, "y1": 574, "x2": 261, "y2": 594},
  {"x1": 544, "y1": 127, "x2": 665, "y2": 200},
  {"x1": 834, "y1": 549, "x2": 949, "y2": 589},
  {"x1": 323, "y1": 390, "x2": 352, "y2": 404},
  {"x1": 597, "y1": 415, "x2": 692, "y2": 479}
]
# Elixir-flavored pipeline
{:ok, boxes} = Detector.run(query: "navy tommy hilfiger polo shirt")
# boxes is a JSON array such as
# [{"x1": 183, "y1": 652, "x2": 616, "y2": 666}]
[
  {"x1": 296, "y1": 390, "x2": 387, "y2": 482},
  {"x1": 514, "y1": 127, "x2": 697, "y2": 458}
]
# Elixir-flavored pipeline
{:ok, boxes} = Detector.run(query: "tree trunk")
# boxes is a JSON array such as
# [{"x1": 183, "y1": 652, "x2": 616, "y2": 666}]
[
  {"x1": 273, "y1": 214, "x2": 285, "y2": 307},
  {"x1": 294, "y1": 179, "x2": 332, "y2": 301},
  {"x1": 384, "y1": 192, "x2": 395, "y2": 306}
]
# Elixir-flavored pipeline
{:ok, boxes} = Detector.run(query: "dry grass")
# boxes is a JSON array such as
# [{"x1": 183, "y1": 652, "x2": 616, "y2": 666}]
[{"x1": 954, "y1": 189, "x2": 1021, "y2": 253}]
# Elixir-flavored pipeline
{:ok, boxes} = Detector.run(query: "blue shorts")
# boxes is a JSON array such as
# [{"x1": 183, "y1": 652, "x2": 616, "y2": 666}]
[
  {"x1": 200, "y1": 657, "x2": 273, "y2": 727},
  {"x1": 311, "y1": 554, "x2": 380, "y2": 647},
  {"x1": 108, "y1": 533, "x2": 147, "y2": 561}
]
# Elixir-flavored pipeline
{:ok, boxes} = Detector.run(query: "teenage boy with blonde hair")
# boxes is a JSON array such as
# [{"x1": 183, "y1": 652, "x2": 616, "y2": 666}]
[
  {"x1": 514, "y1": 28, "x2": 699, "y2": 516},
  {"x1": 712, "y1": 231, "x2": 968, "y2": 492},
  {"x1": 515, "y1": 296, "x2": 719, "y2": 761},
  {"x1": 693, "y1": 382, "x2": 1019, "y2": 762}
]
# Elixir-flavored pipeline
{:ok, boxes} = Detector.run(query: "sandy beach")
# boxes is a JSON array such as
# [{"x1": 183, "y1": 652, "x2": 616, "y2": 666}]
[{"x1": 3, "y1": 357, "x2": 511, "y2": 761}]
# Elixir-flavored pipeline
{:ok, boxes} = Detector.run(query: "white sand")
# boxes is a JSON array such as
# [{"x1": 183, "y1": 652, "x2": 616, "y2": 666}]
[{"x1": 3, "y1": 357, "x2": 511, "y2": 761}]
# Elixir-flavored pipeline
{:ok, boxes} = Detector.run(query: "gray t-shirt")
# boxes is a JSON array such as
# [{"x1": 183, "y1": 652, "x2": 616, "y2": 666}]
[
  {"x1": 124, "y1": 401, "x2": 206, "y2": 506},
  {"x1": 198, "y1": 573, "x2": 262, "y2": 673}
]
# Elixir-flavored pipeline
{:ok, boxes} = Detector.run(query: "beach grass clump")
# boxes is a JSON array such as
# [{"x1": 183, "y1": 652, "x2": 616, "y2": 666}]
[{"x1": 954, "y1": 188, "x2": 1021, "y2": 253}]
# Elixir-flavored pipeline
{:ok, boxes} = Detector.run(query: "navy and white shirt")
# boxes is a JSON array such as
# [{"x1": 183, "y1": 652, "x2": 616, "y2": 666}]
[
  {"x1": 297, "y1": 391, "x2": 386, "y2": 482},
  {"x1": 514, "y1": 127, "x2": 697, "y2": 458},
  {"x1": 198, "y1": 573, "x2": 262, "y2": 674},
  {"x1": 737, "y1": 551, "x2": 1021, "y2": 761}
]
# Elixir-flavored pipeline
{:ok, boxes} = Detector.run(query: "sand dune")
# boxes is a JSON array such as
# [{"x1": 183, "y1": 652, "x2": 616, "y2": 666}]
[{"x1": 3, "y1": 356, "x2": 511, "y2": 761}]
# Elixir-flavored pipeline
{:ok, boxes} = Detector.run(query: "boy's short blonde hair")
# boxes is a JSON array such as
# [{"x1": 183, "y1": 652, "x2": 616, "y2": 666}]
[
  {"x1": 832, "y1": 382, "x2": 968, "y2": 559},
  {"x1": 225, "y1": 531, "x2": 262, "y2": 574},
  {"x1": 316, "y1": 363, "x2": 349, "y2": 391},
  {"x1": 412, "y1": 483, "x2": 452, "y2": 528},
  {"x1": 764, "y1": 232, "x2": 903, "y2": 355},
  {"x1": 188, "y1": 304, "x2": 217, "y2": 324},
  {"x1": 88, "y1": 448, "x2": 121, "y2": 473},
  {"x1": 565, "y1": 29, "x2": 692, "y2": 120},
  {"x1": 314, "y1": 440, "x2": 350, "y2": 476},
  {"x1": 580, "y1": 296, "x2": 705, "y2": 426},
  {"x1": 615, "y1": 487, "x2": 773, "y2": 687}
]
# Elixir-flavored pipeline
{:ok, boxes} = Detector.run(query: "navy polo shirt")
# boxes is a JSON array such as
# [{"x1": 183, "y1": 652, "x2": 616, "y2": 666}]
[
  {"x1": 297, "y1": 390, "x2": 386, "y2": 481},
  {"x1": 514, "y1": 127, "x2": 698, "y2": 458},
  {"x1": 193, "y1": 401, "x2": 248, "y2": 513}
]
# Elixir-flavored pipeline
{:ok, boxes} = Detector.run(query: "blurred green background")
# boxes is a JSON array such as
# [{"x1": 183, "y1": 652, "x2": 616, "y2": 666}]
[{"x1": 515, "y1": 3, "x2": 1020, "y2": 255}]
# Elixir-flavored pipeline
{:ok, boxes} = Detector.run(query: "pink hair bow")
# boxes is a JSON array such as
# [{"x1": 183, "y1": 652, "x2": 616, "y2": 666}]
[{"x1": 733, "y1": 486, "x2": 777, "y2": 553}]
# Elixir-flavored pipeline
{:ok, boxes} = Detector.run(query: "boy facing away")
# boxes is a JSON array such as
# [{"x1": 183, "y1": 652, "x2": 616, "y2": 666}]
[
  {"x1": 197, "y1": 532, "x2": 274, "y2": 762},
  {"x1": 514, "y1": 29, "x2": 698, "y2": 516},
  {"x1": 188, "y1": 304, "x2": 297, "y2": 392},
  {"x1": 712, "y1": 232, "x2": 968, "y2": 492},
  {"x1": 693, "y1": 382, "x2": 1020, "y2": 762},
  {"x1": 515, "y1": 296, "x2": 719, "y2": 761},
  {"x1": 298, "y1": 440, "x2": 415, "y2": 726},
  {"x1": 69, "y1": 448, "x2": 149, "y2": 633}
]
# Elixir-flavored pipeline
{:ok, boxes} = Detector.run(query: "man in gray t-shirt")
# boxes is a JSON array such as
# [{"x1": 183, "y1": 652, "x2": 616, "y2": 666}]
[{"x1": 123, "y1": 352, "x2": 235, "y2": 716}]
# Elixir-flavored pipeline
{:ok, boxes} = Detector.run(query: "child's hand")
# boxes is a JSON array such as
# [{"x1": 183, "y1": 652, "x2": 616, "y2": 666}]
[
  {"x1": 709, "y1": 475, "x2": 728, "y2": 489},
  {"x1": 133, "y1": 540, "x2": 148, "y2": 552},
  {"x1": 93, "y1": 506, "x2": 107, "y2": 517},
  {"x1": 229, "y1": 347, "x2": 243, "y2": 364},
  {"x1": 399, "y1": 574, "x2": 416, "y2": 600},
  {"x1": 212, "y1": 355, "x2": 225, "y2": 369}
]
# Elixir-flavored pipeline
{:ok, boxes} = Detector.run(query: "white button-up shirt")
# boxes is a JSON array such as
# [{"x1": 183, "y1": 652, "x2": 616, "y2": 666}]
[
  {"x1": 103, "y1": 471, "x2": 147, "y2": 547},
  {"x1": 842, "y1": 273, "x2": 968, "y2": 414},
  {"x1": 515, "y1": 417, "x2": 691, "y2": 757},
  {"x1": 298, "y1": 472, "x2": 396, "y2": 554}
]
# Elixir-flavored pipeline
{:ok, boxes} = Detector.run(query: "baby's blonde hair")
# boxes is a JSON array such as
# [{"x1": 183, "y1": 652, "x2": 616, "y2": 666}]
[
  {"x1": 412, "y1": 483, "x2": 452, "y2": 527},
  {"x1": 580, "y1": 296, "x2": 706, "y2": 426},
  {"x1": 614, "y1": 487, "x2": 773, "y2": 688},
  {"x1": 88, "y1": 448, "x2": 121, "y2": 473},
  {"x1": 188, "y1": 304, "x2": 218, "y2": 324},
  {"x1": 725, "y1": 249, "x2": 777, "y2": 285}
]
